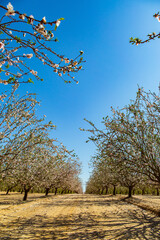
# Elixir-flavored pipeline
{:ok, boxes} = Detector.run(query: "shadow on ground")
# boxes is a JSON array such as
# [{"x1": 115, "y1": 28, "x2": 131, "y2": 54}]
[
  {"x1": 0, "y1": 195, "x2": 160, "y2": 239},
  {"x1": 0, "y1": 192, "x2": 54, "y2": 206}
]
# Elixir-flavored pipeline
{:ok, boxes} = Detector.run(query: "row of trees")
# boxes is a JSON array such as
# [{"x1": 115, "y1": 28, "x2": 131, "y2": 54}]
[
  {"x1": 83, "y1": 88, "x2": 160, "y2": 197},
  {"x1": 0, "y1": 3, "x2": 83, "y2": 200},
  {"x1": 0, "y1": 87, "x2": 82, "y2": 200}
]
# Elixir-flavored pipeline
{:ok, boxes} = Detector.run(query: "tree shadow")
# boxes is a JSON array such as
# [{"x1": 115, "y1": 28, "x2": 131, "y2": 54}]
[
  {"x1": 41, "y1": 195, "x2": 127, "y2": 209},
  {"x1": 121, "y1": 196, "x2": 160, "y2": 217},
  {"x1": 0, "y1": 204, "x2": 160, "y2": 239},
  {"x1": 0, "y1": 193, "x2": 54, "y2": 206}
]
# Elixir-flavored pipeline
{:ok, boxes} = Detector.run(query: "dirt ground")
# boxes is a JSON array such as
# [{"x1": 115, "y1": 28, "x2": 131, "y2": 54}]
[{"x1": 0, "y1": 193, "x2": 160, "y2": 240}]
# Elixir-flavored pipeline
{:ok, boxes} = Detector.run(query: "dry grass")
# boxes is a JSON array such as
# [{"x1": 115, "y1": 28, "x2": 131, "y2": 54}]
[{"x1": 0, "y1": 192, "x2": 160, "y2": 239}]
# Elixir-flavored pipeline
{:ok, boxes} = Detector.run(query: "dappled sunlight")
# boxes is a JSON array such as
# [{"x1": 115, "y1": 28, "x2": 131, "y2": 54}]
[{"x1": 0, "y1": 194, "x2": 160, "y2": 239}]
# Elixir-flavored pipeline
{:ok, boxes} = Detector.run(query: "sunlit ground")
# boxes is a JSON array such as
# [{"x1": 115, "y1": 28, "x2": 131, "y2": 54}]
[{"x1": 0, "y1": 193, "x2": 160, "y2": 239}]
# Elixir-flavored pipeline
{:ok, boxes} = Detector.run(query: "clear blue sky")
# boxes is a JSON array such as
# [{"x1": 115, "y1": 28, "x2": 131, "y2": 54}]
[{"x1": 1, "y1": 0, "x2": 160, "y2": 191}]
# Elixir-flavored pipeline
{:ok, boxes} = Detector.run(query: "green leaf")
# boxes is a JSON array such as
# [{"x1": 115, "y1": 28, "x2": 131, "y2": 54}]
[
  {"x1": 8, "y1": 76, "x2": 15, "y2": 83},
  {"x1": 15, "y1": 36, "x2": 21, "y2": 43},
  {"x1": 28, "y1": 78, "x2": 34, "y2": 83},
  {"x1": 78, "y1": 57, "x2": 83, "y2": 64},
  {"x1": 5, "y1": 64, "x2": 9, "y2": 69}
]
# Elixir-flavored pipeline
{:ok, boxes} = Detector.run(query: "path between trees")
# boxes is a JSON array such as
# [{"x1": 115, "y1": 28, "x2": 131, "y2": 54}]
[{"x1": 0, "y1": 193, "x2": 160, "y2": 239}]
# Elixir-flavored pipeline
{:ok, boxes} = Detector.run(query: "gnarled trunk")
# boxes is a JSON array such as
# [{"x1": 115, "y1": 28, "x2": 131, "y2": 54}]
[
  {"x1": 45, "y1": 188, "x2": 50, "y2": 196},
  {"x1": 128, "y1": 186, "x2": 133, "y2": 198},
  {"x1": 6, "y1": 188, "x2": 11, "y2": 195},
  {"x1": 23, "y1": 187, "x2": 30, "y2": 201}
]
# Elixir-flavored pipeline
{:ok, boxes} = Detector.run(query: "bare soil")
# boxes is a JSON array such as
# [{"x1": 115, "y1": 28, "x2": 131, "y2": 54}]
[{"x1": 0, "y1": 193, "x2": 160, "y2": 239}]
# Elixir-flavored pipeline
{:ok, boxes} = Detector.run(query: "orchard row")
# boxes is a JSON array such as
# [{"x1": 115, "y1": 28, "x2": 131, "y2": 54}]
[{"x1": 84, "y1": 88, "x2": 160, "y2": 197}]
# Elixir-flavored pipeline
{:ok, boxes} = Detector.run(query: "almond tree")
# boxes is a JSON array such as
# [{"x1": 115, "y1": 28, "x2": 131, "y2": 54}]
[
  {"x1": 11, "y1": 137, "x2": 59, "y2": 200},
  {"x1": 70, "y1": 177, "x2": 83, "y2": 194},
  {"x1": 60, "y1": 159, "x2": 81, "y2": 194},
  {"x1": 102, "y1": 88, "x2": 160, "y2": 186},
  {"x1": 0, "y1": 87, "x2": 55, "y2": 176},
  {"x1": 39, "y1": 145, "x2": 81, "y2": 196},
  {"x1": 85, "y1": 172, "x2": 102, "y2": 194},
  {"x1": 90, "y1": 155, "x2": 112, "y2": 194}
]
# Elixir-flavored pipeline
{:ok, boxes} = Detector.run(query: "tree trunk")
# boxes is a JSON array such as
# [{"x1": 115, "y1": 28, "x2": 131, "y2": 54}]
[
  {"x1": 156, "y1": 188, "x2": 159, "y2": 196},
  {"x1": 105, "y1": 186, "x2": 108, "y2": 195},
  {"x1": 45, "y1": 188, "x2": 50, "y2": 196},
  {"x1": 23, "y1": 187, "x2": 30, "y2": 201},
  {"x1": 101, "y1": 187, "x2": 104, "y2": 195},
  {"x1": 128, "y1": 186, "x2": 133, "y2": 198},
  {"x1": 61, "y1": 190, "x2": 64, "y2": 194},
  {"x1": 142, "y1": 188, "x2": 145, "y2": 195},
  {"x1": 6, "y1": 188, "x2": 11, "y2": 195},
  {"x1": 6, "y1": 189, "x2": 9, "y2": 195},
  {"x1": 55, "y1": 187, "x2": 57, "y2": 195},
  {"x1": 113, "y1": 185, "x2": 116, "y2": 195}
]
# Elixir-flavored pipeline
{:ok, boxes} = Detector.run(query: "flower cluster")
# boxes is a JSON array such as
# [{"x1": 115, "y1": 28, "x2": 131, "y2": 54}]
[
  {"x1": 153, "y1": 12, "x2": 160, "y2": 22},
  {"x1": 5, "y1": 2, "x2": 15, "y2": 16}
]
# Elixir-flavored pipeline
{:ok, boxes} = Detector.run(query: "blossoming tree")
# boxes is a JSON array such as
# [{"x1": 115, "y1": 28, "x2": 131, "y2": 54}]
[
  {"x1": 83, "y1": 88, "x2": 160, "y2": 197},
  {"x1": 0, "y1": 86, "x2": 55, "y2": 176},
  {"x1": 0, "y1": 2, "x2": 84, "y2": 85}
]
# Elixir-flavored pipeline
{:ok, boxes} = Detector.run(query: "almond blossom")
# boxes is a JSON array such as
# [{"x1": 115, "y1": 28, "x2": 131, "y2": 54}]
[
  {"x1": 56, "y1": 20, "x2": 61, "y2": 27},
  {"x1": 0, "y1": 42, "x2": 4, "y2": 51},
  {"x1": 25, "y1": 54, "x2": 33, "y2": 59},
  {"x1": 6, "y1": 2, "x2": 15, "y2": 16}
]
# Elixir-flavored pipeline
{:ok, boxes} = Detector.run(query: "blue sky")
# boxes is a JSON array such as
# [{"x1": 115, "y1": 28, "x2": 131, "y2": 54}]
[{"x1": 1, "y1": 0, "x2": 160, "y2": 191}]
